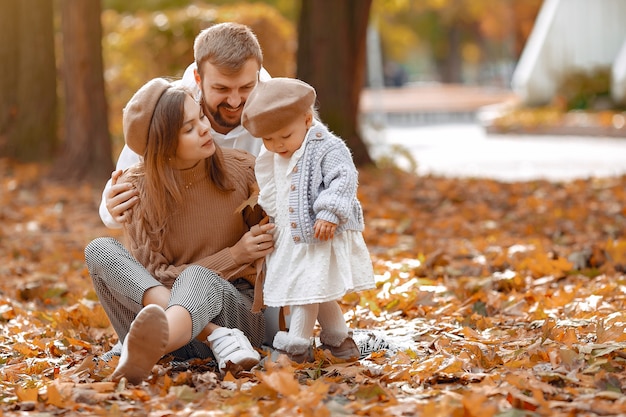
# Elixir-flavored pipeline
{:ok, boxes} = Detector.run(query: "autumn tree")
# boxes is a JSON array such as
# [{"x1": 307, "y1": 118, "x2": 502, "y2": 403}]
[
  {"x1": 373, "y1": 0, "x2": 542, "y2": 84},
  {"x1": 0, "y1": 0, "x2": 57, "y2": 161},
  {"x1": 296, "y1": 0, "x2": 374, "y2": 167},
  {"x1": 52, "y1": 0, "x2": 113, "y2": 182}
]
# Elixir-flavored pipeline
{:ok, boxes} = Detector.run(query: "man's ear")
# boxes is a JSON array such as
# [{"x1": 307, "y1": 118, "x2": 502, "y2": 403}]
[{"x1": 193, "y1": 68, "x2": 201, "y2": 86}]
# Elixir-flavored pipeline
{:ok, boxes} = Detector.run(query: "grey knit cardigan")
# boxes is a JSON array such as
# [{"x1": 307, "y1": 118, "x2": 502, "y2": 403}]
[{"x1": 285, "y1": 122, "x2": 365, "y2": 244}]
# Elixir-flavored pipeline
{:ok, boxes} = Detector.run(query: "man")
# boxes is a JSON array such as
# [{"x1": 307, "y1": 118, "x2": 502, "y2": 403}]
[
  {"x1": 99, "y1": 22, "x2": 280, "y2": 349},
  {"x1": 100, "y1": 22, "x2": 269, "y2": 228}
]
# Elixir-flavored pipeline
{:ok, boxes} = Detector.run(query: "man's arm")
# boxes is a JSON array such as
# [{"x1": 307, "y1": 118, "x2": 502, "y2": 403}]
[{"x1": 99, "y1": 145, "x2": 141, "y2": 228}]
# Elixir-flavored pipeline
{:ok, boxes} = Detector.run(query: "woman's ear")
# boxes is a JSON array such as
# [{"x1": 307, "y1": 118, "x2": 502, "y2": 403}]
[{"x1": 305, "y1": 111, "x2": 313, "y2": 128}]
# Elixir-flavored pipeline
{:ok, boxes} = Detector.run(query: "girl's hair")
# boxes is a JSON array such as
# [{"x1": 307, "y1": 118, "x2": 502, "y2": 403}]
[
  {"x1": 127, "y1": 86, "x2": 233, "y2": 250},
  {"x1": 194, "y1": 22, "x2": 263, "y2": 76}
]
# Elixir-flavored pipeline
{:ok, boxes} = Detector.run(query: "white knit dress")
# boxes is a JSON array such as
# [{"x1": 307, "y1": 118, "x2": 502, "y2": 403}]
[{"x1": 257, "y1": 136, "x2": 375, "y2": 307}]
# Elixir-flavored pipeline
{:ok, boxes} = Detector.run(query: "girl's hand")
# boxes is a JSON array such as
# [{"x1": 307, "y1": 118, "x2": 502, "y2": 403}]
[{"x1": 314, "y1": 219, "x2": 337, "y2": 241}]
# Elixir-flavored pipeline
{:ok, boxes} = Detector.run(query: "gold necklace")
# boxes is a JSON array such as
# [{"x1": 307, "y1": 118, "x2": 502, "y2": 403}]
[{"x1": 175, "y1": 160, "x2": 202, "y2": 190}]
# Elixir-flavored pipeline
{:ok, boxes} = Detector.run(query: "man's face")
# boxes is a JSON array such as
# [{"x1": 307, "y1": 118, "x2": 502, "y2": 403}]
[{"x1": 196, "y1": 59, "x2": 259, "y2": 134}]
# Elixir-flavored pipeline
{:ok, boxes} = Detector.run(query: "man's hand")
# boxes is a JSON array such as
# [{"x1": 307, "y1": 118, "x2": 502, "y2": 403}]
[
  {"x1": 314, "y1": 219, "x2": 337, "y2": 241},
  {"x1": 106, "y1": 170, "x2": 139, "y2": 224}
]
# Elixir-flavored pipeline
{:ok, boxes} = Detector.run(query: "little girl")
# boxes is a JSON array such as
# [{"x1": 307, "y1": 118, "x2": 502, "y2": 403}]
[{"x1": 241, "y1": 78, "x2": 375, "y2": 361}]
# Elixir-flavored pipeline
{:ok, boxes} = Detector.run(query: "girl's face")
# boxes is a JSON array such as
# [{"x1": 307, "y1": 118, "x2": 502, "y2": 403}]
[
  {"x1": 262, "y1": 112, "x2": 313, "y2": 159},
  {"x1": 173, "y1": 95, "x2": 216, "y2": 169}
]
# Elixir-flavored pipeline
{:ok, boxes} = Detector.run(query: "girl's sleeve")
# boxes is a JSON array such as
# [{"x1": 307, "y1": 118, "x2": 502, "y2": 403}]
[{"x1": 313, "y1": 144, "x2": 359, "y2": 226}]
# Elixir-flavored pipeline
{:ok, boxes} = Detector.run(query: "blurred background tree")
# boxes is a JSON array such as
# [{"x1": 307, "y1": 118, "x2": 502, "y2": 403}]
[
  {"x1": 0, "y1": 0, "x2": 57, "y2": 162},
  {"x1": 371, "y1": 0, "x2": 543, "y2": 86},
  {"x1": 297, "y1": 0, "x2": 373, "y2": 166},
  {"x1": 52, "y1": 0, "x2": 113, "y2": 182},
  {"x1": 101, "y1": 0, "x2": 374, "y2": 165},
  {"x1": 1, "y1": 0, "x2": 546, "y2": 178},
  {"x1": 98, "y1": 0, "x2": 543, "y2": 166}
]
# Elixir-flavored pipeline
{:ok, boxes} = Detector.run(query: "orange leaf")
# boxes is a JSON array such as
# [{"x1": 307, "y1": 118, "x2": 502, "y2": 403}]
[
  {"x1": 259, "y1": 368, "x2": 300, "y2": 397},
  {"x1": 45, "y1": 381, "x2": 69, "y2": 408},
  {"x1": 15, "y1": 385, "x2": 38, "y2": 402}
]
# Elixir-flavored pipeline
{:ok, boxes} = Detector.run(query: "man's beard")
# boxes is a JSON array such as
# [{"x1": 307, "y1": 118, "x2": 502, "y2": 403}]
[{"x1": 205, "y1": 101, "x2": 242, "y2": 130}]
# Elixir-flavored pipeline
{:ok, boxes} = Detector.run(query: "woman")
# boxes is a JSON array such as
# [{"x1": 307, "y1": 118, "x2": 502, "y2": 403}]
[{"x1": 85, "y1": 78, "x2": 274, "y2": 384}]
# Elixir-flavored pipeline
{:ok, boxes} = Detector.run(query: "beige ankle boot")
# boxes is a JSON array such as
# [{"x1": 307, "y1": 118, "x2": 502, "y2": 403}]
[
  {"x1": 319, "y1": 331, "x2": 360, "y2": 361},
  {"x1": 272, "y1": 331, "x2": 314, "y2": 363}
]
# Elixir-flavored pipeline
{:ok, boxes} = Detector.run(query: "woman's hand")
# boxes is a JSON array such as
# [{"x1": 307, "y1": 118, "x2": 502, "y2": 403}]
[
  {"x1": 314, "y1": 219, "x2": 337, "y2": 241},
  {"x1": 106, "y1": 170, "x2": 139, "y2": 224},
  {"x1": 230, "y1": 217, "x2": 275, "y2": 264}
]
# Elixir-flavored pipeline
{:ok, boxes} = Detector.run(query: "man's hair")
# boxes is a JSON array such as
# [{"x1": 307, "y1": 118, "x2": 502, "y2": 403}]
[{"x1": 194, "y1": 22, "x2": 263, "y2": 76}]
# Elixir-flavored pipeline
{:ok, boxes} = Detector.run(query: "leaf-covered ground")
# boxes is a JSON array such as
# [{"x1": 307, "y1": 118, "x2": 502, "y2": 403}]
[{"x1": 2, "y1": 157, "x2": 626, "y2": 416}]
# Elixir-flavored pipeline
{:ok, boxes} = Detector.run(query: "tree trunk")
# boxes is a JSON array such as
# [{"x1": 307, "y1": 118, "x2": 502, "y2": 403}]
[
  {"x1": 52, "y1": 0, "x2": 113, "y2": 182},
  {"x1": 0, "y1": 0, "x2": 18, "y2": 154},
  {"x1": 296, "y1": 0, "x2": 373, "y2": 167},
  {"x1": 0, "y1": 0, "x2": 57, "y2": 161},
  {"x1": 433, "y1": 25, "x2": 464, "y2": 84}
]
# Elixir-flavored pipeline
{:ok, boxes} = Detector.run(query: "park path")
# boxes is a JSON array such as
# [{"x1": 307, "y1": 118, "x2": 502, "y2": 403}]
[{"x1": 360, "y1": 85, "x2": 626, "y2": 181}]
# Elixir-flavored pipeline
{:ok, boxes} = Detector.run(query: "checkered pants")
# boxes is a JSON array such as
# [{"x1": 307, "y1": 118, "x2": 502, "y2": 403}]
[{"x1": 84, "y1": 237, "x2": 265, "y2": 361}]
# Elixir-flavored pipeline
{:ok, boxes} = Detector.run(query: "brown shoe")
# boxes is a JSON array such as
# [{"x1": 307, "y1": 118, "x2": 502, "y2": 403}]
[{"x1": 319, "y1": 336, "x2": 360, "y2": 361}]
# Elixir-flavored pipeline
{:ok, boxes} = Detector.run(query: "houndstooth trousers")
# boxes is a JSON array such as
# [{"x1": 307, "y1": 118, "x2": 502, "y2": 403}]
[{"x1": 84, "y1": 237, "x2": 265, "y2": 361}]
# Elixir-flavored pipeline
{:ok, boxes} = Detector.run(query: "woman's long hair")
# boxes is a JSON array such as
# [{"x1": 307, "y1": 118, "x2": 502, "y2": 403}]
[{"x1": 126, "y1": 87, "x2": 233, "y2": 251}]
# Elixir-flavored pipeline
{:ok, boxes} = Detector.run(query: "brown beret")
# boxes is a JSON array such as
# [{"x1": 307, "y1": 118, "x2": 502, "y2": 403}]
[
  {"x1": 242, "y1": 77, "x2": 316, "y2": 138},
  {"x1": 123, "y1": 78, "x2": 171, "y2": 155}
]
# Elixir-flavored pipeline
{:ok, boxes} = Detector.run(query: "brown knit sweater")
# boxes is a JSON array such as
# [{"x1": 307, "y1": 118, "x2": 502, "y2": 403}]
[{"x1": 121, "y1": 149, "x2": 264, "y2": 291}]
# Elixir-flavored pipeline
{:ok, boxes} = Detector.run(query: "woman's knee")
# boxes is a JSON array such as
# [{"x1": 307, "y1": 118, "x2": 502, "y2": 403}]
[
  {"x1": 84, "y1": 237, "x2": 126, "y2": 280},
  {"x1": 176, "y1": 265, "x2": 222, "y2": 289},
  {"x1": 169, "y1": 266, "x2": 224, "y2": 309},
  {"x1": 85, "y1": 237, "x2": 118, "y2": 263}
]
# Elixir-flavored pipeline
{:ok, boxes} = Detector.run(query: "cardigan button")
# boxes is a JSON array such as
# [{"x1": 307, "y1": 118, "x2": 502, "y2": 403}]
[
  {"x1": 288, "y1": 207, "x2": 294, "y2": 213},
  {"x1": 293, "y1": 236, "x2": 301, "y2": 242},
  {"x1": 291, "y1": 222, "x2": 297, "y2": 228},
  {"x1": 292, "y1": 166, "x2": 298, "y2": 173},
  {"x1": 316, "y1": 132, "x2": 322, "y2": 138},
  {"x1": 290, "y1": 184, "x2": 296, "y2": 191}
]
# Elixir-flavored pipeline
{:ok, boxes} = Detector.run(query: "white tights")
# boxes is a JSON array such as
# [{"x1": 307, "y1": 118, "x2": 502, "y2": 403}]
[{"x1": 289, "y1": 301, "x2": 349, "y2": 341}]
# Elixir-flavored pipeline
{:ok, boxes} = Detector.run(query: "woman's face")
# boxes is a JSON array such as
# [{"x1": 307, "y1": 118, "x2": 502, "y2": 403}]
[
  {"x1": 261, "y1": 112, "x2": 313, "y2": 159},
  {"x1": 173, "y1": 95, "x2": 216, "y2": 169}
]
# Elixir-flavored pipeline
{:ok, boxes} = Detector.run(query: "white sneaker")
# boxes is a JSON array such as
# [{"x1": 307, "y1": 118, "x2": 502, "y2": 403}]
[{"x1": 207, "y1": 327, "x2": 260, "y2": 373}]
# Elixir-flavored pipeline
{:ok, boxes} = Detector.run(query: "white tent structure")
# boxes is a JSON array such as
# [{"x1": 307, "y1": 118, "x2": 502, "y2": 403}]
[
  {"x1": 511, "y1": 0, "x2": 626, "y2": 106},
  {"x1": 613, "y1": 40, "x2": 626, "y2": 104}
]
